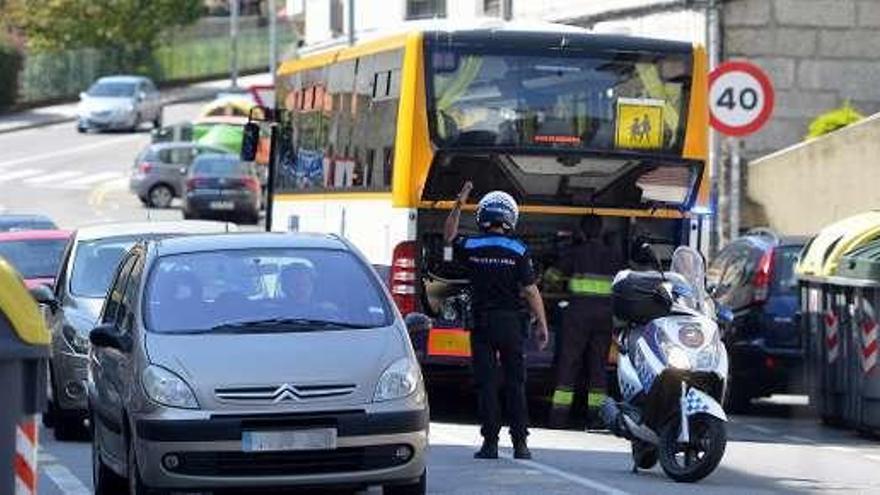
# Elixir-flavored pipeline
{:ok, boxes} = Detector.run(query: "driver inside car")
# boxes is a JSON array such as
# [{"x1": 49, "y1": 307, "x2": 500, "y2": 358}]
[{"x1": 278, "y1": 263, "x2": 339, "y2": 319}]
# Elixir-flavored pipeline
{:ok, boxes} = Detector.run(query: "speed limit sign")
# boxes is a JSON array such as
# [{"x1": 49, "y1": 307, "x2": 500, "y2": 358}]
[{"x1": 709, "y1": 61, "x2": 775, "y2": 137}]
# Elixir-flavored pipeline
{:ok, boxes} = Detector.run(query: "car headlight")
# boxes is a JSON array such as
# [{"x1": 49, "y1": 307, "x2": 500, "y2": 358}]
[
  {"x1": 665, "y1": 345, "x2": 692, "y2": 370},
  {"x1": 374, "y1": 357, "x2": 421, "y2": 402},
  {"x1": 62, "y1": 326, "x2": 90, "y2": 354},
  {"x1": 142, "y1": 365, "x2": 199, "y2": 409}
]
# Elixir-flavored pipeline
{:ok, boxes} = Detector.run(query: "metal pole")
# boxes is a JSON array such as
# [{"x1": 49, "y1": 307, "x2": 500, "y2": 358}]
[
  {"x1": 230, "y1": 0, "x2": 240, "y2": 88},
  {"x1": 348, "y1": 0, "x2": 356, "y2": 46},
  {"x1": 729, "y1": 137, "x2": 741, "y2": 239},
  {"x1": 269, "y1": 0, "x2": 278, "y2": 75},
  {"x1": 706, "y1": 0, "x2": 722, "y2": 254},
  {"x1": 502, "y1": 0, "x2": 513, "y2": 20},
  {"x1": 265, "y1": 123, "x2": 278, "y2": 232}
]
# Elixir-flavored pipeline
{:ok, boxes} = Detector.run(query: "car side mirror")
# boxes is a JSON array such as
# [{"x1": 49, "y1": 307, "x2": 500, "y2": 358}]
[
  {"x1": 29, "y1": 284, "x2": 58, "y2": 310},
  {"x1": 137, "y1": 91, "x2": 146, "y2": 102},
  {"x1": 404, "y1": 313, "x2": 432, "y2": 334},
  {"x1": 79, "y1": 91, "x2": 88, "y2": 100},
  {"x1": 180, "y1": 167, "x2": 187, "y2": 175},
  {"x1": 90, "y1": 324, "x2": 131, "y2": 352},
  {"x1": 241, "y1": 122, "x2": 260, "y2": 162}
]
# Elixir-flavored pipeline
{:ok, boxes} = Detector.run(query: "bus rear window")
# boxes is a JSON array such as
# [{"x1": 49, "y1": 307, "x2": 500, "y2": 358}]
[{"x1": 426, "y1": 39, "x2": 692, "y2": 154}]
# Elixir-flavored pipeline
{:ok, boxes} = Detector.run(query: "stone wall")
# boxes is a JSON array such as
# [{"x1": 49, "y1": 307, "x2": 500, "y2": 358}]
[
  {"x1": 725, "y1": 0, "x2": 880, "y2": 158},
  {"x1": 748, "y1": 112, "x2": 880, "y2": 235}
]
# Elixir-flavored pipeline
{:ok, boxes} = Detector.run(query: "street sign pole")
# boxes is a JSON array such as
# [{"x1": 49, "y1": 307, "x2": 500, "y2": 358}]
[
  {"x1": 230, "y1": 0, "x2": 240, "y2": 89},
  {"x1": 709, "y1": 60, "x2": 775, "y2": 244},
  {"x1": 706, "y1": 0, "x2": 722, "y2": 254},
  {"x1": 269, "y1": 0, "x2": 278, "y2": 75}
]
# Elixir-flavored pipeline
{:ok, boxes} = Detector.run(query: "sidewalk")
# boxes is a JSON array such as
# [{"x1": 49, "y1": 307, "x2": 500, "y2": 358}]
[{"x1": 0, "y1": 73, "x2": 272, "y2": 135}]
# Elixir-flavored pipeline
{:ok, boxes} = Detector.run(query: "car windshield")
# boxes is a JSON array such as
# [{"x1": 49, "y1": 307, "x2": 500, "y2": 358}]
[
  {"x1": 88, "y1": 81, "x2": 136, "y2": 97},
  {"x1": 0, "y1": 239, "x2": 67, "y2": 279},
  {"x1": 771, "y1": 245, "x2": 801, "y2": 295},
  {"x1": 193, "y1": 157, "x2": 244, "y2": 176},
  {"x1": 70, "y1": 236, "x2": 138, "y2": 298},
  {"x1": 144, "y1": 248, "x2": 392, "y2": 334},
  {"x1": 0, "y1": 218, "x2": 57, "y2": 232}
]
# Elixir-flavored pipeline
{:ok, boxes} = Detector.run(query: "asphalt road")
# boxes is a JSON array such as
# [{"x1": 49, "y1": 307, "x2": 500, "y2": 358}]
[{"x1": 4, "y1": 100, "x2": 880, "y2": 494}]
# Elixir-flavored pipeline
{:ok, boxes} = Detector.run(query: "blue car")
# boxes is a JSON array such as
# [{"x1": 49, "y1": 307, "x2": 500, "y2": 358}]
[{"x1": 708, "y1": 230, "x2": 806, "y2": 412}]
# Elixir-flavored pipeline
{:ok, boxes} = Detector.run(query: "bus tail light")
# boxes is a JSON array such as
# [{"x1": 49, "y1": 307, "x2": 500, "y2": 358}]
[
  {"x1": 390, "y1": 241, "x2": 417, "y2": 316},
  {"x1": 753, "y1": 249, "x2": 774, "y2": 303}
]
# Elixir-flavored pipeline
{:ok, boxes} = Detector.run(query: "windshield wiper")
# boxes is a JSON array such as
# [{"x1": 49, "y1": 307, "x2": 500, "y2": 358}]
[{"x1": 209, "y1": 318, "x2": 371, "y2": 333}]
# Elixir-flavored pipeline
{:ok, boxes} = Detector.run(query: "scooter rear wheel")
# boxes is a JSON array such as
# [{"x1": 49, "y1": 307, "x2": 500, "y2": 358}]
[{"x1": 658, "y1": 415, "x2": 726, "y2": 483}]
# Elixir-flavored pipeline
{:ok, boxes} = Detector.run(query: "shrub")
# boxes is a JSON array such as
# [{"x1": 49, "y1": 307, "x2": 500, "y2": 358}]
[
  {"x1": 806, "y1": 102, "x2": 865, "y2": 139},
  {"x1": 0, "y1": 40, "x2": 23, "y2": 110}
]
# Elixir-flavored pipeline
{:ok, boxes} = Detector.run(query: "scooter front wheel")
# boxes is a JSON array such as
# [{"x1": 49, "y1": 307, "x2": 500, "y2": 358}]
[{"x1": 658, "y1": 415, "x2": 726, "y2": 483}]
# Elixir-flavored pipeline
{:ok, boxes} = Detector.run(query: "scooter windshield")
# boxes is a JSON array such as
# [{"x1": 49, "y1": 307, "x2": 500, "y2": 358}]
[{"x1": 670, "y1": 246, "x2": 711, "y2": 314}]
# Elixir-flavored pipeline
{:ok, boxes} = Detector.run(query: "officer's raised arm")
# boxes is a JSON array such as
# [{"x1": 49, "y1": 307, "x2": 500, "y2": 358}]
[{"x1": 444, "y1": 181, "x2": 473, "y2": 244}]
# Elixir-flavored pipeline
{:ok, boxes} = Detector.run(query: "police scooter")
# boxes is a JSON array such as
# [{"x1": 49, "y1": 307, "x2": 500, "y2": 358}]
[{"x1": 600, "y1": 245, "x2": 732, "y2": 483}]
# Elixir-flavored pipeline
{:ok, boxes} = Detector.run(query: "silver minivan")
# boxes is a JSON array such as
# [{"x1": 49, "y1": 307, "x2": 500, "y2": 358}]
[{"x1": 88, "y1": 233, "x2": 428, "y2": 494}]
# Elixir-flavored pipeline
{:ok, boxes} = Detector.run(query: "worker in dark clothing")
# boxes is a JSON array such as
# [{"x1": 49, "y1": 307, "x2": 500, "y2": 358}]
[
  {"x1": 547, "y1": 215, "x2": 624, "y2": 429},
  {"x1": 444, "y1": 181, "x2": 549, "y2": 460}
]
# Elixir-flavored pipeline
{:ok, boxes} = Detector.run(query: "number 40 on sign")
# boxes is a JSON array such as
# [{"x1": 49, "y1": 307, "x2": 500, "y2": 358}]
[{"x1": 709, "y1": 61, "x2": 775, "y2": 137}]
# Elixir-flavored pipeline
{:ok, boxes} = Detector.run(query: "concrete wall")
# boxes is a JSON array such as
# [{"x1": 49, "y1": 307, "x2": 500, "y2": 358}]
[
  {"x1": 725, "y1": 0, "x2": 880, "y2": 159},
  {"x1": 748, "y1": 113, "x2": 880, "y2": 235}
]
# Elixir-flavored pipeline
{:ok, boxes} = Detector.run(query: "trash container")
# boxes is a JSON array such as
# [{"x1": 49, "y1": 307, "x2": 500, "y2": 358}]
[
  {"x1": 796, "y1": 211, "x2": 880, "y2": 425},
  {"x1": 832, "y1": 241, "x2": 880, "y2": 434},
  {"x1": 0, "y1": 258, "x2": 50, "y2": 495}
]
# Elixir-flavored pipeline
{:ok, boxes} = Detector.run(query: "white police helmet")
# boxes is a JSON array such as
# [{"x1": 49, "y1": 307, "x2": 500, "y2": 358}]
[{"x1": 476, "y1": 191, "x2": 519, "y2": 232}]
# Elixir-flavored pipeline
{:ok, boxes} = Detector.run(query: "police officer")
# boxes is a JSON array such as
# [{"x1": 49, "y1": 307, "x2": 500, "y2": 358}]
[
  {"x1": 547, "y1": 215, "x2": 624, "y2": 429},
  {"x1": 444, "y1": 181, "x2": 549, "y2": 460}
]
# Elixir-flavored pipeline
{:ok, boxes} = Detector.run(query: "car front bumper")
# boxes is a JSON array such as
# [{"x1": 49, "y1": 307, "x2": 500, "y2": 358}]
[{"x1": 131, "y1": 408, "x2": 428, "y2": 490}]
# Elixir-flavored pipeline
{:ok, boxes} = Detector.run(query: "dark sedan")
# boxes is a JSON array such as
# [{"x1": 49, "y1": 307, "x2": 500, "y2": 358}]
[{"x1": 183, "y1": 153, "x2": 261, "y2": 224}]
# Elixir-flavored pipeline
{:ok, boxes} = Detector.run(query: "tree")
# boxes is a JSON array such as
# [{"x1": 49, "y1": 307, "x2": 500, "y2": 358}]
[{"x1": 5, "y1": 0, "x2": 203, "y2": 54}]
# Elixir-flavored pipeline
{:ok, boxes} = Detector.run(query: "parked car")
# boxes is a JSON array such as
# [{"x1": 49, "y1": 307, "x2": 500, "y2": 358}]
[
  {"x1": 76, "y1": 75, "x2": 162, "y2": 133},
  {"x1": 707, "y1": 230, "x2": 806, "y2": 412},
  {"x1": 0, "y1": 230, "x2": 70, "y2": 289},
  {"x1": 130, "y1": 142, "x2": 230, "y2": 208},
  {"x1": 183, "y1": 154, "x2": 262, "y2": 224},
  {"x1": 29, "y1": 221, "x2": 236, "y2": 440},
  {"x1": 0, "y1": 213, "x2": 57, "y2": 232},
  {"x1": 88, "y1": 233, "x2": 428, "y2": 494}
]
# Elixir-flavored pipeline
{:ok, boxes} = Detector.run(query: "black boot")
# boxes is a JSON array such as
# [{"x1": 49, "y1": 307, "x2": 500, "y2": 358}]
[
  {"x1": 474, "y1": 438, "x2": 499, "y2": 459},
  {"x1": 513, "y1": 437, "x2": 532, "y2": 460}
]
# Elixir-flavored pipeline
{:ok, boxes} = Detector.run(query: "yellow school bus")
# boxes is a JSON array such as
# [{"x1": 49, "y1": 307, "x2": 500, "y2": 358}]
[{"x1": 268, "y1": 23, "x2": 709, "y2": 379}]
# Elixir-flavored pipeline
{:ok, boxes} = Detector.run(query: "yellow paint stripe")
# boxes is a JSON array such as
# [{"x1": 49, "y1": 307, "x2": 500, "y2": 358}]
[
  {"x1": 418, "y1": 201, "x2": 688, "y2": 219},
  {"x1": 278, "y1": 33, "x2": 410, "y2": 75}
]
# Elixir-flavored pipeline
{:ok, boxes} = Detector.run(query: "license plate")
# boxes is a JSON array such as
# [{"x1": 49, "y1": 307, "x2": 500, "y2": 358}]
[
  {"x1": 242, "y1": 428, "x2": 337, "y2": 452},
  {"x1": 209, "y1": 200, "x2": 235, "y2": 210},
  {"x1": 427, "y1": 328, "x2": 471, "y2": 357}
]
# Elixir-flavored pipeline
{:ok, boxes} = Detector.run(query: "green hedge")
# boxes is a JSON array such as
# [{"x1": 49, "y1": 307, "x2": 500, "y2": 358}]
[
  {"x1": 17, "y1": 28, "x2": 295, "y2": 105},
  {"x1": 806, "y1": 102, "x2": 865, "y2": 139},
  {"x1": 0, "y1": 41, "x2": 23, "y2": 109}
]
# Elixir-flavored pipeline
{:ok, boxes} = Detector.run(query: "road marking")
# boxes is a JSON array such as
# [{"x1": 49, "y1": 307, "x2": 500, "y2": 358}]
[
  {"x1": 23, "y1": 171, "x2": 84, "y2": 184},
  {"x1": 743, "y1": 424, "x2": 776, "y2": 436},
  {"x1": 88, "y1": 177, "x2": 129, "y2": 207},
  {"x1": 0, "y1": 168, "x2": 43, "y2": 183},
  {"x1": 432, "y1": 427, "x2": 631, "y2": 495},
  {"x1": 507, "y1": 455, "x2": 632, "y2": 495},
  {"x1": 64, "y1": 171, "x2": 124, "y2": 187},
  {"x1": 822, "y1": 445, "x2": 855, "y2": 453},
  {"x1": 865, "y1": 454, "x2": 880, "y2": 463},
  {"x1": 0, "y1": 134, "x2": 142, "y2": 169},
  {"x1": 41, "y1": 464, "x2": 91, "y2": 495}
]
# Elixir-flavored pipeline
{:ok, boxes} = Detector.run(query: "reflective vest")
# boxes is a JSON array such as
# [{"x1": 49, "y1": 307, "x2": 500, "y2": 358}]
[{"x1": 568, "y1": 273, "x2": 613, "y2": 296}]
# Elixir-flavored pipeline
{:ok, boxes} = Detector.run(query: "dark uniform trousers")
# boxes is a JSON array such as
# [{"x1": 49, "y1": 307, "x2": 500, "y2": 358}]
[
  {"x1": 550, "y1": 300, "x2": 613, "y2": 425},
  {"x1": 470, "y1": 309, "x2": 529, "y2": 442}
]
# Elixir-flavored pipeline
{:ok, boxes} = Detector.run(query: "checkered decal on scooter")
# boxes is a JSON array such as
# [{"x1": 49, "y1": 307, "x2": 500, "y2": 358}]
[
  {"x1": 619, "y1": 375, "x2": 639, "y2": 400},
  {"x1": 684, "y1": 388, "x2": 710, "y2": 415},
  {"x1": 634, "y1": 350, "x2": 656, "y2": 391}
]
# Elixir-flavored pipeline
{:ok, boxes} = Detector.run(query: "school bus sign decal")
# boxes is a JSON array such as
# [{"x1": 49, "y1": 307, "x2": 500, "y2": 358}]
[{"x1": 615, "y1": 98, "x2": 665, "y2": 150}]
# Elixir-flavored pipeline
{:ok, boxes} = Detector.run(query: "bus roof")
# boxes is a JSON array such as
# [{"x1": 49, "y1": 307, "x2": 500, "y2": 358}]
[{"x1": 280, "y1": 21, "x2": 696, "y2": 76}]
